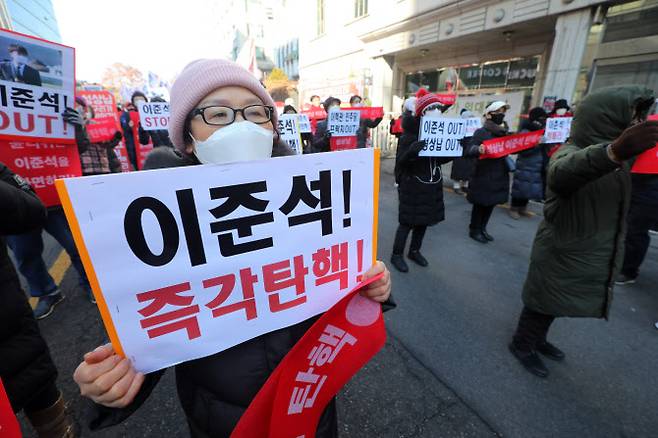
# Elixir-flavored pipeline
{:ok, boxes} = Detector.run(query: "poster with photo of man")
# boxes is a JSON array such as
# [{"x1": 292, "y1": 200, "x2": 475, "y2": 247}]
[{"x1": 0, "y1": 29, "x2": 75, "y2": 142}]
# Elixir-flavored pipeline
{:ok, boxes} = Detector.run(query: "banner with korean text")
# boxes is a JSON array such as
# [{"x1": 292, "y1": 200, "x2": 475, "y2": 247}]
[
  {"x1": 56, "y1": 148, "x2": 380, "y2": 373},
  {"x1": 480, "y1": 130, "x2": 544, "y2": 159},
  {"x1": 278, "y1": 114, "x2": 303, "y2": 154},
  {"x1": 0, "y1": 29, "x2": 75, "y2": 143},
  {"x1": 418, "y1": 116, "x2": 466, "y2": 157},
  {"x1": 544, "y1": 117, "x2": 572, "y2": 144},
  {"x1": 137, "y1": 101, "x2": 170, "y2": 131}
]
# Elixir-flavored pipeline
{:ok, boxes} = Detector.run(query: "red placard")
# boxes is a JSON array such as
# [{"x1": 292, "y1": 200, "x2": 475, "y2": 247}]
[
  {"x1": 345, "y1": 107, "x2": 384, "y2": 120},
  {"x1": 86, "y1": 117, "x2": 118, "y2": 143},
  {"x1": 0, "y1": 378, "x2": 21, "y2": 438},
  {"x1": 127, "y1": 111, "x2": 153, "y2": 170},
  {"x1": 231, "y1": 274, "x2": 386, "y2": 438},
  {"x1": 330, "y1": 136, "x2": 357, "y2": 151},
  {"x1": 632, "y1": 115, "x2": 658, "y2": 174},
  {"x1": 1, "y1": 140, "x2": 82, "y2": 206},
  {"x1": 436, "y1": 93, "x2": 457, "y2": 106},
  {"x1": 480, "y1": 130, "x2": 544, "y2": 159},
  {"x1": 301, "y1": 106, "x2": 327, "y2": 120}
]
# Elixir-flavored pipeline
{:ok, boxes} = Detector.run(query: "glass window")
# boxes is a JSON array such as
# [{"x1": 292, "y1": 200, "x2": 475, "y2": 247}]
[
  {"x1": 507, "y1": 58, "x2": 538, "y2": 88},
  {"x1": 591, "y1": 60, "x2": 658, "y2": 94},
  {"x1": 458, "y1": 65, "x2": 481, "y2": 90},
  {"x1": 480, "y1": 61, "x2": 509, "y2": 89},
  {"x1": 405, "y1": 72, "x2": 438, "y2": 95},
  {"x1": 354, "y1": 0, "x2": 368, "y2": 18},
  {"x1": 602, "y1": 4, "x2": 658, "y2": 43}
]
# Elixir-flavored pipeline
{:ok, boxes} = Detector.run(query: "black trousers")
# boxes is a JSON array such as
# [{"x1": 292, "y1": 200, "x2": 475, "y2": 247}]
[
  {"x1": 512, "y1": 306, "x2": 555, "y2": 353},
  {"x1": 621, "y1": 200, "x2": 658, "y2": 279},
  {"x1": 469, "y1": 204, "x2": 494, "y2": 231},
  {"x1": 392, "y1": 224, "x2": 427, "y2": 255}
]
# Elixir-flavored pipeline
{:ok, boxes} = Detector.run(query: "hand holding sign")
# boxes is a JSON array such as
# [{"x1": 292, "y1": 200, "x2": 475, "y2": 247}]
[{"x1": 610, "y1": 120, "x2": 658, "y2": 162}]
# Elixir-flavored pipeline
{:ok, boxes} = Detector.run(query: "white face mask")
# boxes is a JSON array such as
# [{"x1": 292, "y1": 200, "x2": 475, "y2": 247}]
[
  {"x1": 555, "y1": 108, "x2": 567, "y2": 116},
  {"x1": 424, "y1": 108, "x2": 442, "y2": 117},
  {"x1": 192, "y1": 121, "x2": 273, "y2": 165}
]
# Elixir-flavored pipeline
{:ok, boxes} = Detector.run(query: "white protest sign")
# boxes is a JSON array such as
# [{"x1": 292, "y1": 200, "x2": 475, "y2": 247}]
[
  {"x1": 297, "y1": 114, "x2": 312, "y2": 133},
  {"x1": 418, "y1": 116, "x2": 466, "y2": 157},
  {"x1": 137, "y1": 101, "x2": 170, "y2": 131},
  {"x1": 464, "y1": 117, "x2": 482, "y2": 137},
  {"x1": 544, "y1": 117, "x2": 572, "y2": 144},
  {"x1": 278, "y1": 114, "x2": 303, "y2": 155},
  {"x1": 327, "y1": 110, "x2": 360, "y2": 137},
  {"x1": 56, "y1": 148, "x2": 378, "y2": 373}
]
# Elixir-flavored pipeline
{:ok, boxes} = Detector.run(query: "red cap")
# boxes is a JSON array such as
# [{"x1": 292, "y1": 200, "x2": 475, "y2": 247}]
[{"x1": 415, "y1": 88, "x2": 443, "y2": 116}]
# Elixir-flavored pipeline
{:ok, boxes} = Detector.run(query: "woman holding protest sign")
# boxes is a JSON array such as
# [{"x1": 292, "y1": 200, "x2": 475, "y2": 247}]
[
  {"x1": 390, "y1": 89, "x2": 453, "y2": 273},
  {"x1": 465, "y1": 101, "x2": 511, "y2": 244},
  {"x1": 72, "y1": 59, "x2": 393, "y2": 438},
  {"x1": 311, "y1": 96, "x2": 341, "y2": 153}
]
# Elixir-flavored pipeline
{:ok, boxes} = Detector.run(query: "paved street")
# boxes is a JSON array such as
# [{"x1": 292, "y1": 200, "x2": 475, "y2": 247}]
[{"x1": 16, "y1": 156, "x2": 658, "y2": 438}]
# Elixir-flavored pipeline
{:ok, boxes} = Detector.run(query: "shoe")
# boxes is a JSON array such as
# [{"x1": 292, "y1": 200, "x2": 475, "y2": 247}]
[
  {"x1": 509, "y1": 208, "x2": 521, "y2": 220},
  {"x1": 482, "y1": 229, "x2": 495, "y2": 242},
  {"x1": 27, "y1": 392, "x2": 79, "y2": 438},
  {"x1": 508, "y1": 343, "x2": 549, "y2": 378},
  {"x1": 34, "y1": 292, "x2": 65, "y2": 320},
  {"x1": 390, "y1": 254, "x2": 409, "y2": 273},
  {"x1": 469, "y1": 230, "x2": 488, "y2": 244},
  {"x1": 615, "y1": 274, "x2": 636, "y2": 285},
  {"x1": 408, "y1": 250, "x2": 428, "y2": 267},
  {"x1": 536, "y1": 341, "x2": 565, "y2": 361}
]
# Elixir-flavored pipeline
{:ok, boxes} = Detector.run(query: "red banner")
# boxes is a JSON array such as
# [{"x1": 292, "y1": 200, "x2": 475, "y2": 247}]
[
  {"x1": 0, "y1": 379, "x2": 21, "y2": 438},
  {"x1": 1, "y1": 140, "x2": 81, "y2": 206},
  {"x1": 231, "y1": 273, "x2": 386, "y2": 438},
  {"x1": 330, "y1": 136, "x2": 357, "y2": 151},
  {"x1": 480, "y1": 130, "x2": 544, "y2": 159},
  {"x1": 436, "y1": 93, "x2": 457, "y2": 106},
  {"x1": 301, "y1": 106, "x2": 327, "y2": 120},
  {"x1": 632, "y1": 115, "x2": 658, "y2": 174},
  {"x1": 128, "y1": 111, "x2": 153, "y2": 170},
  {"x1": 345, "y1": 107, "x2": 384, "y2": 120},
  {"x1": 86, "y1": 117, "x2": 118, "y2": 143}
]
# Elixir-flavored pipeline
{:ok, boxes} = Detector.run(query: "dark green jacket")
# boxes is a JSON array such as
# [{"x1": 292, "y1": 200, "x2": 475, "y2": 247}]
[{"x1": 522, "y1": 86, "x2": 655, "y2": 318}]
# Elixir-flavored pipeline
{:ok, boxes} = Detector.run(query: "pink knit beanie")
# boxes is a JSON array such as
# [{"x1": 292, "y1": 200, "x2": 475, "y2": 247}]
[{"x1": 168, "y1": 59, "x2": 277, "y2": 150}]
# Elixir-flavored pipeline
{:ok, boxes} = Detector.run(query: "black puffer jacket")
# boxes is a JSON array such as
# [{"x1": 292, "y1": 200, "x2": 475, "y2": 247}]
[
  {"x1": 511, "y1": 119, "x2": 546, "y2": 201},
  {"x1": 450, "y1": 136, "x2": 476, "y2": 181},
  {"x1": 139, "y1": 125, "x2": 174, "y2": 148},
  {"x1": 395, "y1": 115, "x2": 451, "y2": 226},
  {"x1": 466, "y1": 120, "x2": 511, "y2": 206},
  {"x1": 356, "y1": 117, "x2": 383, "y2": 148},
  {"x1": 0, "y1": 163, "x2": 57, "y2": 412},
  {"x1": 89, "y1": 144, "x2": 396, "y2": 437}
]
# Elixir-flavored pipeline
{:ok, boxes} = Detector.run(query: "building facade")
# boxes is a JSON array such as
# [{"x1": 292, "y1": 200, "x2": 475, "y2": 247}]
[
  {"x1": 1, "y1": 0, "x2": 62, "y2": 42},
  {"x1": 294, "y1": 0, "x2": 658, "y2": 126}
]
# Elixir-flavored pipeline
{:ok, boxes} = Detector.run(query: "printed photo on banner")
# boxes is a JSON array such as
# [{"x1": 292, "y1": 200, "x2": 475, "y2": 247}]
[
  {"x1": 56, "y1": 148, "x2": 380, "y2": 373},
  {"x1": 0, "y1": 29, "x2": 75, "y2": 142},
  {"x1": 327, "y1": 110, "x2": 360, "y2": 137},
  {"x1": 137, "y1": 101, "x2": 170, "y2": 131},
  {"x1": 544, "y1": 117, "x2": 572, "y2": 144},
  {"x1": 418, "y1": 116, "x2": 466, "y2": 157},
  {"x1": 278, "y1": 114, "x2": 303, "y2": 154}
]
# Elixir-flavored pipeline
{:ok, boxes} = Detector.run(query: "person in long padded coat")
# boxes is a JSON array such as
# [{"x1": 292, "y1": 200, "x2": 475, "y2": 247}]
[
  {"x1": 72, "y1": 59, "x2": 393, "y2": 438},
  {"x1": 390, "y1": 90, "x2": 453, "y2": 273},
  {"x1": 465, "y1": 101, "x2": 511, "y2": 243},
  {"x1": 509, "y1": 86, "x2": 658, "y2": 378},
  {"x1": 509, "y1": 107, "x2": 548, "y2": 219},
  {"x1": 0, "y1": 163, "x2": 77, "y2": 437}
]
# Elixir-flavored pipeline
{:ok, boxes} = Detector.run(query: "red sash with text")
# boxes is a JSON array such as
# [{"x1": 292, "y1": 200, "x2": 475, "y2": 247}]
[{"x1": 480, "y1": 130, "x2": 544, "y2": 159}]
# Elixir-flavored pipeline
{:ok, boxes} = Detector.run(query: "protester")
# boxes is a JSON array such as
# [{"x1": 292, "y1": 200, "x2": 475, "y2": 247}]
[
  {"x1": 311, "y1": 96, "x2": 341, "y2": 153},
  {"x1": 509, "y1": 107, "x2": 548, "y2": 219},
  {"x1": 615, "y1": 172, "x2": 658, "y2": 284},
  {"x1": 72, "y1": 59, "x2": 393, "y2": 438},
  {"x1": 64, "y1": 96, "x2": 123, "y2": 176},
  {"x1": 349, "y1": 95, "x2": 383, "y2": 148},
  {"x1": 5, "y1": 99, "x2": 100, "y2": 318},
  {"x1": 310, "y1": 94, "x2": 321, "y2": 107},
  {"x1": 1, "y1": 163, "x2": 77, "y2": 437},
  {"x1": 549, "y1": 99, "x2": 572, "y2": 118},
  {"x1": 465, "y1": 101, "x2": 511, "y2": 243},
  {"x1": 138, "y1": 96, "x2": 174, "y2": 148},
  {"x1": 283, "y1": 104, "x2": 313, "y2": 153},
  {"x1": 509, "y1": 85, "x2": 658, "y2": 378},
  {"x1": 390, "y1": 90, "x2": 453, "y2": 273},
  {"x1": 450, "y1": 109, "x2": 478, "y2": 195},
  {"x1": 120, "y1": 96, "x2": 142, "y2": 170}
]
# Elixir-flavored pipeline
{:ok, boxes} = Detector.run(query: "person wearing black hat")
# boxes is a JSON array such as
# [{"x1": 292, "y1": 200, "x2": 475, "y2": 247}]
[
  {"x1": 509, "y1": 107, "x2": 548, "y2": 219},
  {"x1": 549, "y1": 99, "x2": 571, "y2": 118},
  {"x1": 311, "y1": 97, "x2": 341, "y2": 153}
]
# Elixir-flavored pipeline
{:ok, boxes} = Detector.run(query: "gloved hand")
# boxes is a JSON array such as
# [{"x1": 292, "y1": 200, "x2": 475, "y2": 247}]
[
  {"x1": 324, "y1": 130, "x2": 332, "y2": 139},
  {"x1": 411, "y1": 140, "x2": 426, "y2": 154},
  {"x1": 113, "y1": 131, "x2": 123, "y2": 141},
  {"x1": 62, "y1": 107, "x2": 85, "y2": 127},
  {"x1": 609, "y1": 121, "x2": 658, "y2": 161}
]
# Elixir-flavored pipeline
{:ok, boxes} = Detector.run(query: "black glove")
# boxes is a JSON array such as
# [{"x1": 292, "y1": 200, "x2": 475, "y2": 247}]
[
  {"x1": 610, "y1": 121, "x2": 658, "y2": 161},
  {"x1": 324, "y1": 130, "x2": 332, "y2": 139},
  {"x1": 62, "y1": 107, "x2": 85, "y2": 127},
  {"x1": 411, "y1": 140, "x2": 426, "y2": 153},
  {"x1": 113, "y1": 131, "x2": 123, "y2": 141}
]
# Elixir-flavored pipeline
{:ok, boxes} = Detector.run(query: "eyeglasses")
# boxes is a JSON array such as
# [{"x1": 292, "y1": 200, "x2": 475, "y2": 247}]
[{"x1": 191, "y1": 104, "x2": 274, "y2": 126}]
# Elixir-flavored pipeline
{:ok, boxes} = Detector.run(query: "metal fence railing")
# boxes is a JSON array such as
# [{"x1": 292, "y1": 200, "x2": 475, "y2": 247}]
[{"x1": 370, "y1": 112, "x2": 400, "y2": 158}]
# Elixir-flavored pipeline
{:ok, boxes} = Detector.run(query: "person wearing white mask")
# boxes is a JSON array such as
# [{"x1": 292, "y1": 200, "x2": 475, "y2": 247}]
[
  {"x1": 71, "y1": 59, "x2": 393, "y2": 438},
  {"x1": 390, "y1": 89, "x2": 453, "y2": 273},
  {"x1": 0, "y1": 44, "x2": 42, "y2": 86},
  {"x1": 549, "y1": 99, "x2": 571, "y2": 118},
  {"x1": 350, "y1": 95, "x2": 383, "y2": 148}
]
